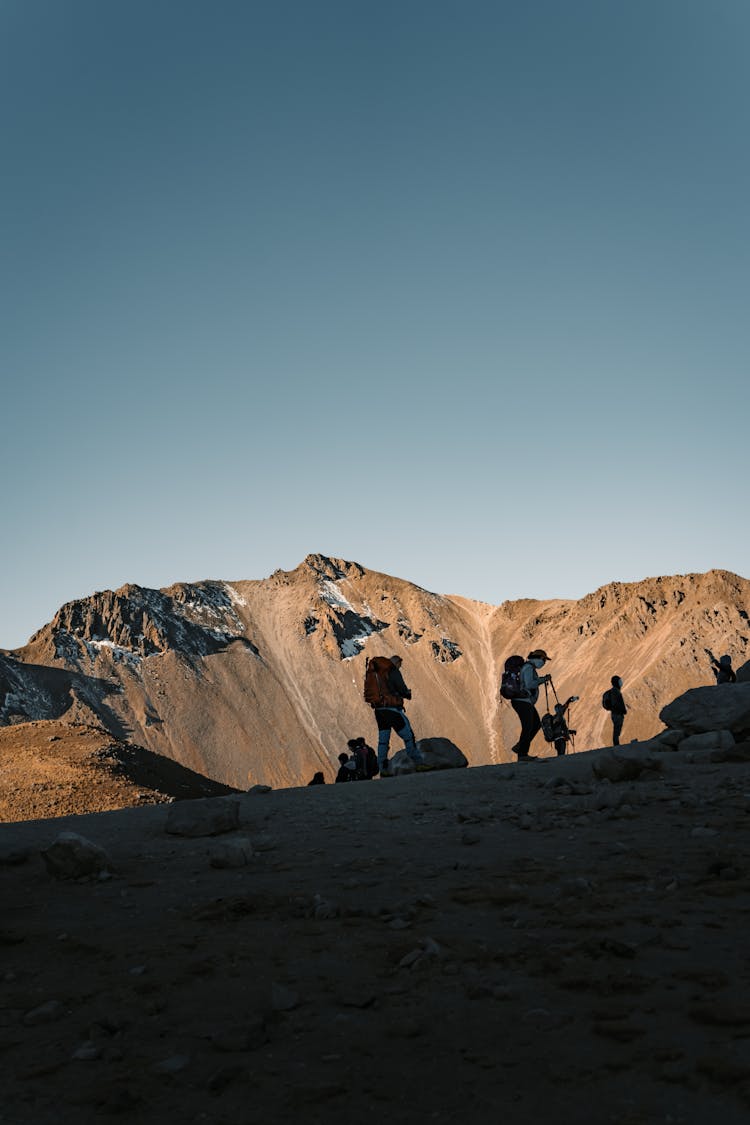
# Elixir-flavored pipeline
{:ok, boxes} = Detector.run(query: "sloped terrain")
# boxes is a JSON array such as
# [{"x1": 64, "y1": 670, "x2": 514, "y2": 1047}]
[
  {"x1": 1, "y1": 556, "x2": 748, "y2": 794},
  {"x1": 3, "y1": 747, "x2": 750, "y2": 1124},
  {"x1": 0, "y1": 721, "x2": 238, "y2": 823}
]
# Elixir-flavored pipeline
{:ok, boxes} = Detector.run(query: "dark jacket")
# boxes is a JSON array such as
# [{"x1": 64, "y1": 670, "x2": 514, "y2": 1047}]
[
  {"x1": 609, "y1": 687, "x2": 627, "y2": 716},
  {"x1": 387, "y1": 664, "x2": 412, "y2": 703}
]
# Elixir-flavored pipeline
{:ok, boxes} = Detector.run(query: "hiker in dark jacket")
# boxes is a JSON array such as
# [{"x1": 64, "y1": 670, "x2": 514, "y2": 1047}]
[
  {"x1": 348, "y1": 737, "x2": 378, "y2": 780},
  {"x1": 510, "y1": 649, "x2": 552, "y2": 760},
  {"x1": 608, "y1": 675, "x2": 627, "y2": 746},
  {"x1": 371, "y1": 655, "x2": 425, "y2": 775},
  {"x1": 706, "y1": 649, "x2": 737, "y2": 684},
  {"x1": 335, "y1": 752, "x2": 357, "y2": 783}
]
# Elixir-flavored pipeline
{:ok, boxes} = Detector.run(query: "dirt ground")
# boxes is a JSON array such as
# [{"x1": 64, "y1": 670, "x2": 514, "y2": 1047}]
[{"x1": 2, "y1": 748, "x2": 750, "y2": 1124}]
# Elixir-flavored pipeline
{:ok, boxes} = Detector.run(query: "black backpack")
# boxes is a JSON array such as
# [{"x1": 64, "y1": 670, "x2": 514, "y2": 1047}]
[
  {"x1": 353, "y1": 743, "x2": 378, "y2": 780},
  {"x1": 602, "y1": 690, "x2": 613, "y2": 711},
  {"x1": 500, "y1": 655, "x2": 526, "y2": 700},
  {"x1": 541, "y1": 712, "x2": 567, "y2": 743}
]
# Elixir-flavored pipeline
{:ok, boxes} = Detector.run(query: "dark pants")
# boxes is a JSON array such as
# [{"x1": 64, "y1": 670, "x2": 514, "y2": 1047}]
[
  {"x1": 511, "y1": 700, "x2": 541, "y2": 757},
  {"x1": 554, "y1": 738, "x2": 567, "y2": 757},
  {"x1": 612, "y1": 712, "x2": 625, "y2": 746}
]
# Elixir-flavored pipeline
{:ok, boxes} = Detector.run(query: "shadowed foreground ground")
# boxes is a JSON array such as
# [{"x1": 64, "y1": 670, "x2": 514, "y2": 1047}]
[{"x1": 2, "y1": 749, "x2": 750, "y2": 1124}]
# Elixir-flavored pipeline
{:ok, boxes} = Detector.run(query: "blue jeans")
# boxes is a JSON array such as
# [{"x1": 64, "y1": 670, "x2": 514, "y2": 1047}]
[{"x1": 375, "y1": 709, "x2": 422, "y2": 769}]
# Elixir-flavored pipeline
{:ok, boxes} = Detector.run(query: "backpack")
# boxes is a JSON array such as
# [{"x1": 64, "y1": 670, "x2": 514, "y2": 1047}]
[
  {"x1": 353, "y1": 743, "x2": 378, "y2": 780},
  {"x1": 500, "y1": 655, "x2": 526, "y2": 700},
  {"x1": 540, "y1": 712, "x2": 556, "y2": 742},
  {"x1": 363, "y1": 657, "x2": 401, "y2": 708},
  {"x1": 541, "y1": 711, "x2": 568, "y2": 743},
  {"x1": 602, "y1": 690, "x2": 613, "y2": 711}
]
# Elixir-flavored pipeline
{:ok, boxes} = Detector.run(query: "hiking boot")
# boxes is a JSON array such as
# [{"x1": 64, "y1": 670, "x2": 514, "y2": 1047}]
[
  {"x1": 379, "y1": 761, "x2": 392, "y2": 778},
  {"x1": 517, "y1": 755, "x2": 540, "y2": 763}
]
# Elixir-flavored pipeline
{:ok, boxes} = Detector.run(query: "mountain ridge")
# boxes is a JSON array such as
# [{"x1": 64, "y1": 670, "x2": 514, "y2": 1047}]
[{"x1": 1, "y1": 556, "x2": 748, "y2": 789}]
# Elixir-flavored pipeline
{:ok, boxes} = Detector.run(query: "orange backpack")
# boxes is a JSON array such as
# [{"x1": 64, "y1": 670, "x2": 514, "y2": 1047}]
[{"x1": 363, "y1": 656, "x2": 401, "y2": 708}]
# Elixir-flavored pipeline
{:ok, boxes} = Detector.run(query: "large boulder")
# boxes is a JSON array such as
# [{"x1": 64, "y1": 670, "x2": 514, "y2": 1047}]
[
  {"x1": 678, "y1": 730, "x2": 736, "y2": 754},
  {"x1": 41, "y1": 832, "x2": 112, "y2": 879},
  {"x1": 660, "y1": 683, "x2": 750, "y2": 737},
  {"x1": 389, "y1": 738, "x2": 468, "y2": 776},
  {"x1": 165, "y1": 796, "x2": 240, "y2": 837}
]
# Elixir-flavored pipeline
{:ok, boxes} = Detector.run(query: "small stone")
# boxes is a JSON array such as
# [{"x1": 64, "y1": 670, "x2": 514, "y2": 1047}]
[
  {"x1": 271, "y1": 983, "x2": 300, "y2": 1012},
  {"x1": 23, "y1": 1000, "x2": 65, "y2": 1026},
  {"x1": 691, "y1": 827, "x2": 719, "y2": 838},
  {"x1": 152, "y1": 1054, "x2": 190, "y2": 1074},
  {"x1": 72, "y1": 1041, "x2": 101, "y2": 1061}
]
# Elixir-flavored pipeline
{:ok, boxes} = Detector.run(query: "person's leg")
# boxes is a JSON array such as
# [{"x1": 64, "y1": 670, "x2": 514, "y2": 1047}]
[
  {"x1": 612, "y1": 713, "x2": 624, "y2": 746},
  {"x1": 555, "y1": 738, "x2": 566, "y2": 756},
  {"x1": 511, "y1": 701, "x2": 538, "y2": 757},
  {"x1": 395, "y1": 714, "x2": 423, "y2": 764},
  {"x1": 374, "y1": 712, "x2": 392, "y2": 770}
]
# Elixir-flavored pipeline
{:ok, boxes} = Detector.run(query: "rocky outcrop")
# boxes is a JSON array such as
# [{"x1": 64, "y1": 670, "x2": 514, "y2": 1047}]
[{"x1": 660, "y1": 684, "x2": 750, "y2": 739}]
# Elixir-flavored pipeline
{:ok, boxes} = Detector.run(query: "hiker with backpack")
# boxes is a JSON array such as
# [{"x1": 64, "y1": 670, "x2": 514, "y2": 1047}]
[
  {"x1": 546, "y1": 697, "x2": 578, "y2": 756},
  {"x1": 363, "y1": 654, "x2": 426, "y2": 776},
  {"x1": 500, "y1": 649, "x2": 553, "y2": 760},
  {"x1": 348, "y1": 737, "x2": 378, "y2": 780},
  {"x1": 602, "y1": 676, "x2": 627, "y2": 746},
  {"x1": 706, "y1": 649, "x2": 737, "y2": 684}
]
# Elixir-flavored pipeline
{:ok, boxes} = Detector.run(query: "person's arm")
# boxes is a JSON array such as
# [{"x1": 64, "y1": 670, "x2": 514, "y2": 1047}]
[{"x1": 388, "y1": 666, "x2": 412, "y2": 700}]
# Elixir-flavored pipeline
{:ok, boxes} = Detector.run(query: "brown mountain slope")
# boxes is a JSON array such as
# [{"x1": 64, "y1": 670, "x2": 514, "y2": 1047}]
[
  {"x1": 0, "y1": 720, "x2": 239, "y2": 823},
  {"x1": 1, "y1": 556, "x2": 748, "y2": 790}
]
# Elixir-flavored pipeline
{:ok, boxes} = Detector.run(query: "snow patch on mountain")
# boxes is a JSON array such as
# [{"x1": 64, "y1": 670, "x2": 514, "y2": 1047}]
[{"x1": 320, "y1": 581, "x2": 355, "y2": 612}]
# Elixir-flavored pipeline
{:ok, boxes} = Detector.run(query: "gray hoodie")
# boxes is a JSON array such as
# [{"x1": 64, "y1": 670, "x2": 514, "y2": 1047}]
[{"x1": 519, "y1": 660, "x2": 547, "y2": 705}]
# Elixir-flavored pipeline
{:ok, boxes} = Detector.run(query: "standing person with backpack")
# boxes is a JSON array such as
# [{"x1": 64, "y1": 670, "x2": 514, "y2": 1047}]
[
  {"x1": 502, "y1": 649, "x2": 553, "y2": 761},
  {"x1": 602, "y1": 675, "x2": 627, "y2": 746},
  {"x1": 363, "y1": 654, "x2": 426, "y2": 776}
]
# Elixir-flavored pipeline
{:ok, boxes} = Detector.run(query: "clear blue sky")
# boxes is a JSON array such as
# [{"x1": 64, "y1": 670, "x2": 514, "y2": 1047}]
[{"x1": 1, "y1": 0, "x2": 748, "y2": 649}]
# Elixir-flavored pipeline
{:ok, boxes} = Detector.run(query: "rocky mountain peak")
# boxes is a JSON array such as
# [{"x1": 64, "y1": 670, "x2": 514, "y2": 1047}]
[{"x1": 41, "y1": 581, "x2": 255, "y2": 664}]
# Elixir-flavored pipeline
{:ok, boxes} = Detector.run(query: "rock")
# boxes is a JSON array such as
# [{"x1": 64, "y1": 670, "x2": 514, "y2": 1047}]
[
  {"x1": 23, "y1": 1003, "x2": 65, "y2": 1030},
  {"x1": 678, "y1": 730, "x2": 735, "y2": 754},
  {"x1": 591, "y1": 752, "x2": 660, "y2": 783},
  {"x1": 691, "y1": 827, "x2": 719, "y2": 838},
  {"x1": 661, "y1": 683, "x2": 750, "y2": 736},
  {"x1": 152, "y1": 1054, "x2": 190, "y2": 1074},
  {"x1": 416, "y1": 737, "x2": 468, "y2": 769},
  {"x1": 713, "y1": 741, "x2": 750, "y2": 763},
  {"x1": 23, "y1": 1000, "x2": 65, "y2": 1026},
  {"x1": 247, "y1": 785, "x2": 272, "y2": 794},
  {"x1": 654, "y1": 728, "x2": 685, "y2": 749},
  {"x1": 271, "y1": 983, "x2": 300, "y2": 1012},
  {"x1": 41, "y1": 833, "x2": 111, "y2": 880},
  {"x1": 390, "y1": 738, "x2": 468, "y2": 775},
  {"x1": 72, "y1": 1041, "x2": 102, "y2": 1061},
  {"x1": 165, "y1": 797, "x2": 240, "y2": 838},
  {"x1": 209, "y1": 838, "x2": 253, "y2": 868}
]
